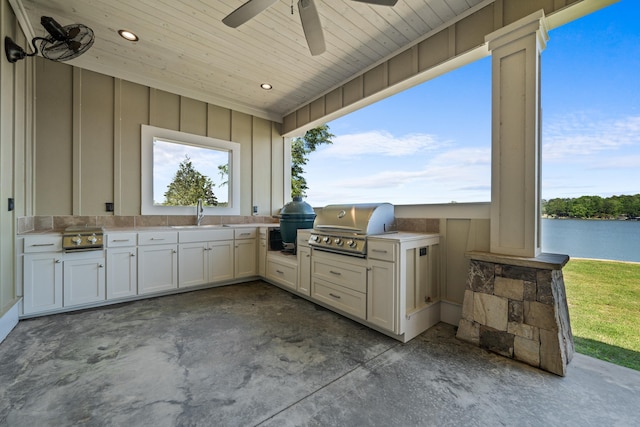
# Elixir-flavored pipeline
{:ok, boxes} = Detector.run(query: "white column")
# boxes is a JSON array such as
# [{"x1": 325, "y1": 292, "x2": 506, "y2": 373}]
[{"x1": 486, "y1": 10, "x2": 549, "y2": 258}]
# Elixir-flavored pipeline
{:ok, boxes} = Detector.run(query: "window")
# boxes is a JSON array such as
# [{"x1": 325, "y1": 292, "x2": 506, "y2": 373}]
[{"x1": 141, "y1": 125, "x2": 240, "y2": 215}]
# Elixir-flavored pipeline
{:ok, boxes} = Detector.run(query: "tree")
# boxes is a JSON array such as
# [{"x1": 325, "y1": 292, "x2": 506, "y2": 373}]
[
  {"x1": 164, "y1": 155, "x2": 218, "y2": 206},
  {"x1": 291, "y1": 124, "x2": 334, "y2": 198},
  {"x1": 218, "y1": 163, "x2": 229, "y2": 187}
]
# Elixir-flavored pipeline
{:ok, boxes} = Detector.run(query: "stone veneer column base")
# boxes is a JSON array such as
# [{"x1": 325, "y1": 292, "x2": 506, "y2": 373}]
[{"x1": 456, "y1": 251, "x2": 574, "y2": 376}]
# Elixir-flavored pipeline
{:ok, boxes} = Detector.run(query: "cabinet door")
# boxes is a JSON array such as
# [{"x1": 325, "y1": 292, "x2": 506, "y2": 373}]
[
  {"x1": 106, "y1": 247, "x2": 137, "y2": 299},
  {"x1": 297, "y1": 246, "x2": 311, "y2": 295},
  {"x1": 367, "y1": 258, "x2": 396, "y2": 332},
  {"x1": 234, "y1": 239, "x2": 256, "y2": 278},
  {"x1": 209, "y1": 240, "x2": 234, "y2": 282},
  {"x1": 179, "y1": 242, "x2": 208, "y2": 288},
  {"x1": 23, "y1": 253, "x2": 63, "y2": 314},
  {"x1": 138, "y1": 244, "x2": 178, "y2": 294},
  {"x1": 258, "y1": 238, "x2": 267, "y2": 277},
  {"x1": 63, "y1": 257, "x2": 106, "y2": 307}
]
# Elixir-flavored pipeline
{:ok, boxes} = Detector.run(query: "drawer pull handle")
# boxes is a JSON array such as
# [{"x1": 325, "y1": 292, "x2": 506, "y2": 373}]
[
  {"x1": 240, "y1": 232, "x2": 250, "y2": 236},
  {"x1": 150, "y1": 238, "x2": 165, "y2": 241},
  {"x1": 276, "y1": 269, "x2": 284, "y2": 274},
  {"x1": 112, "y1": 239, "x2": 131, "y2": 242},
  {"x1": 329, "y1": 270, "x2": 342, "y2": 275},
  {"x1": 329, "y1": 293, "x2": 341, "y2": 299},
  {"x1": 372, "y1": 249, "x2": 388, "y2": 253},
  {"x1": 31, "y1": 243, "x2": 55, "y2": 247}
]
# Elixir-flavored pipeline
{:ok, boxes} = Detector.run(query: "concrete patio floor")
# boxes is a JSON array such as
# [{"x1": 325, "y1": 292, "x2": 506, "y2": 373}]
[{"x1": 1, "y1": 280, "x2": 638, "y2": 426}]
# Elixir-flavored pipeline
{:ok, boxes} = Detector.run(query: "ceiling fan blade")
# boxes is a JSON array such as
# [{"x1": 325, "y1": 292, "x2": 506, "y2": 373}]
[
  {"x1": 351, "y1": 0, "x2": 398, "y2": 5},
  {"x1": 298, "y1": 0, "x2": 325, "y2": 56},
  {"x1": 222, "y1": 0, "x2": 279, "y2": 28}
]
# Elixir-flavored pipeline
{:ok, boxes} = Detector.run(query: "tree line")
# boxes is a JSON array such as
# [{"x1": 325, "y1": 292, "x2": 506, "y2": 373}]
[{"x1": 542, "y1": 194, "x2": 640, "y2": 219}]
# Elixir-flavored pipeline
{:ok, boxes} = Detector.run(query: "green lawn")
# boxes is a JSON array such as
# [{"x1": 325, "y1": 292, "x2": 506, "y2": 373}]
[{"x1": 563, "y1": 258, "x2": 640, "y2": 371}]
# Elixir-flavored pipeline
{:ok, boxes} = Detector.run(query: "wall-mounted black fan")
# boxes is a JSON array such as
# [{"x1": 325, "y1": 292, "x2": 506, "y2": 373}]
[
  {"x1": 223, "y1": 0, "x2": 398, "y2": 56},
  {"x1": 5, "y1": 16, "x2": 94, "y2": 63}
]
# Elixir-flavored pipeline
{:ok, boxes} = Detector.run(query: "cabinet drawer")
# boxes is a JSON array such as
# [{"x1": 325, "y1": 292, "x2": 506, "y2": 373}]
[
  {"x1": 106, "y1": 233, "x2": 137, "y2": 247},
  {"x1": 234, "y1": 228, "x2": 257, "y2": 240},
  {"x1": 138, "y1": 231, "x2": 178, "y2": 245},
  {"x1": 312, "y1": 278, "x2": 366, "y2": 319},
  {"x1": 312, "y1": 258, "x2": 367, "y2": 293},
  {"x1": 266, "y1": 258, "x2": 297, "y2": 290},
  {"x1": 23, "y1": 235, "x2": 62, "y2": 253},
  {"x1": 367, "y1": 240, "x2": 396, "y2": 262}
]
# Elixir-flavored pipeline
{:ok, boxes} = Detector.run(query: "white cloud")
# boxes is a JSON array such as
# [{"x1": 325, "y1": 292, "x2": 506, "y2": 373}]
[
  {"x1": 317, "y1": 130, "x2": 448, "y2": 158},
  {"x1": 543, "y1": 114, "x2": 640, "y2": 161},
  {"x1": 305, "y1": 145, "x2": 491, "y2": 206}
]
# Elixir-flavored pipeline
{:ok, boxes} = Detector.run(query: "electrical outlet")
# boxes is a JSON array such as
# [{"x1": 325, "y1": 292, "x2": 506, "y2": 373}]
[
  {"x1": 419, "y1": 247, "x2": 427, "y2": 256},
  {"x1": 8, "y1": 198, "x2": 14, "y2": 211},
  {"x1": 105, "y1": 202, "x2": 114, "y2": 212}
]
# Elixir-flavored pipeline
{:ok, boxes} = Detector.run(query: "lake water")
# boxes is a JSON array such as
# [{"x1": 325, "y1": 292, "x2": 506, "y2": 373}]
[{"x1": 541, "y1": 218, "x2": 640, "y2": 262}]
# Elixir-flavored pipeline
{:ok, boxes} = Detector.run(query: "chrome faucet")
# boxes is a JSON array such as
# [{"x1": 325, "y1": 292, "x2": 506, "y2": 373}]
[{"x1": 196, "y1": 199, "x2": 205, "y2": 226}]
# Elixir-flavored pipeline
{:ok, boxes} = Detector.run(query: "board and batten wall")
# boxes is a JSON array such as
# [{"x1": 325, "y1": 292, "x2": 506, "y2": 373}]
[
  {"x1": 34, "y1": 58, "x2": 287, "y2": 217},
  {"x1": 1, "y1": 0, "x2": 31, "y2": 339}
]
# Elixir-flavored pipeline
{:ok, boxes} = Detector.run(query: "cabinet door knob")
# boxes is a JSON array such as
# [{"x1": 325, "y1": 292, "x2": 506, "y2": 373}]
[
  {"x1": 98, "y1": 264, "x2": 104, "y2": 268},
  {"x1": 130, "y1": 253, "x2": 136, "y2": 257},
  {"x1": 55, "y1": 259, "x2": 61, "y2": 263}
]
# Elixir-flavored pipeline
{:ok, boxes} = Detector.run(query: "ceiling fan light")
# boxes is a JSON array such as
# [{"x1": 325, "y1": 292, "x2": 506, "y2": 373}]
[{"x1": 118, "y1": 30, "x2": 139, "y2": 42}]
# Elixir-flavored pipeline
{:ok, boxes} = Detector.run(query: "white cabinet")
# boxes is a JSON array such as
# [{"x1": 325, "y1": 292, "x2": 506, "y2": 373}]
[
  {"x1": 234, "y1": 228, "x2": 257, "y2": 278},
  {"x1": 367, "y1": 233, "x2": 440, "y2": 341},
  {"x1": 297, "y1": 230, "x2": 311, "y2": 296},
  {"x1": 266, "y1": 254, "x2": 298, "y2": 290},
  {"x1": 367, "y1": 254, "x2": 396, "y2": 331},
  {"x1": 209, "y1": 240, "x2": 234, "y2": 282},
  {"x1": 106, "y1": 233, "x2": 137, "y2": 299},
  {"x1": 63, "y1": 252, "x2": 106, "y2": 307},
  {"x1": 297, "y1": 246, "x2": 311, "y2": 295},
  {"x1": 311, "y1": 251, "x2": 367, "y2": 319},
  {"x1": 258, "y1": 228, "x2": 268, "y2": 277},
  {"x1": 178, "y1": 228, "x2": 235, "y2": 287},
  {"x1": 138, "y1": 231, "x2": 178, "y2": 295},
  {"x1": 23, "y1": 252, "x2": 63, "y2": 315}
]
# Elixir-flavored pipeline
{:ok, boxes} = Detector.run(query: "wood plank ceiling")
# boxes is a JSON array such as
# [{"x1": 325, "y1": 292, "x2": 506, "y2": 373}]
[{"x1": 10, "y1": 0, "x2": 486, "y2": 122}]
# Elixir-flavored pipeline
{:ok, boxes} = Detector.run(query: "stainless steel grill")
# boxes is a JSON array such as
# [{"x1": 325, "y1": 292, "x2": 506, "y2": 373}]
[
  {"x1": 62, "y1": 226, "x2": 104, "y2": 252},
  {"x1": 308, "y1": 203, "x2": 395, "y2": 257}
]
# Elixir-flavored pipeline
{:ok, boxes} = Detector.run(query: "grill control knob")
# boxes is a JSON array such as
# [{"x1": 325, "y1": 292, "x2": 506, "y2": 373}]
[
  {"x1": 334, "y1": 238, "x2": 343, "y2": 246},
  {"x1": 311, "y1": 235, "x2": 319, "y2": 242},
  {"x1": 72, "y1": 234, "x2": 82, "y2": 245},
  {"x1": 347, "y1": 240, "x2": 357, "y2": 248},
  {"x1": 323, "y1": 237, "x2": 331, "y2": 243},
  {"x1": 87, "y1": 234, "x2": 98, "y2": 244}
]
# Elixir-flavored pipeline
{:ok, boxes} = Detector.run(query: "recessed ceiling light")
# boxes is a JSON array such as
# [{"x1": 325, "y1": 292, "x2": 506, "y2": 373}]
[
  {"x1": 260, "y1": 83, "x2": 273, "y2": 90},
  {"x1": 118, "y1": 29, "x2": 139, "y2": 42}
]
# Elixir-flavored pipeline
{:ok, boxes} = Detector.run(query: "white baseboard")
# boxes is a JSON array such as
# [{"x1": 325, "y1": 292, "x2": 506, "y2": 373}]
[
  {"x1": 440, "y1": 300, "x2": 462, "y2": 326},
  {"x1": 0, "y1": 299, "x2": 20, "y2": 344}
]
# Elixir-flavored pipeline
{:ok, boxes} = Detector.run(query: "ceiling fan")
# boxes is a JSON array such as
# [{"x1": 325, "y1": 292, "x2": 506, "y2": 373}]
[{"x1": 223, "y1": 0, "x2": 398, "y2": 56}]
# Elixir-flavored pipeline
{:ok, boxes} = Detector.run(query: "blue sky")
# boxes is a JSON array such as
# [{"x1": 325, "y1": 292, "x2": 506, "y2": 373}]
[{"x1": 303, "y1": 0, "x2": 640, "y2": 207}]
